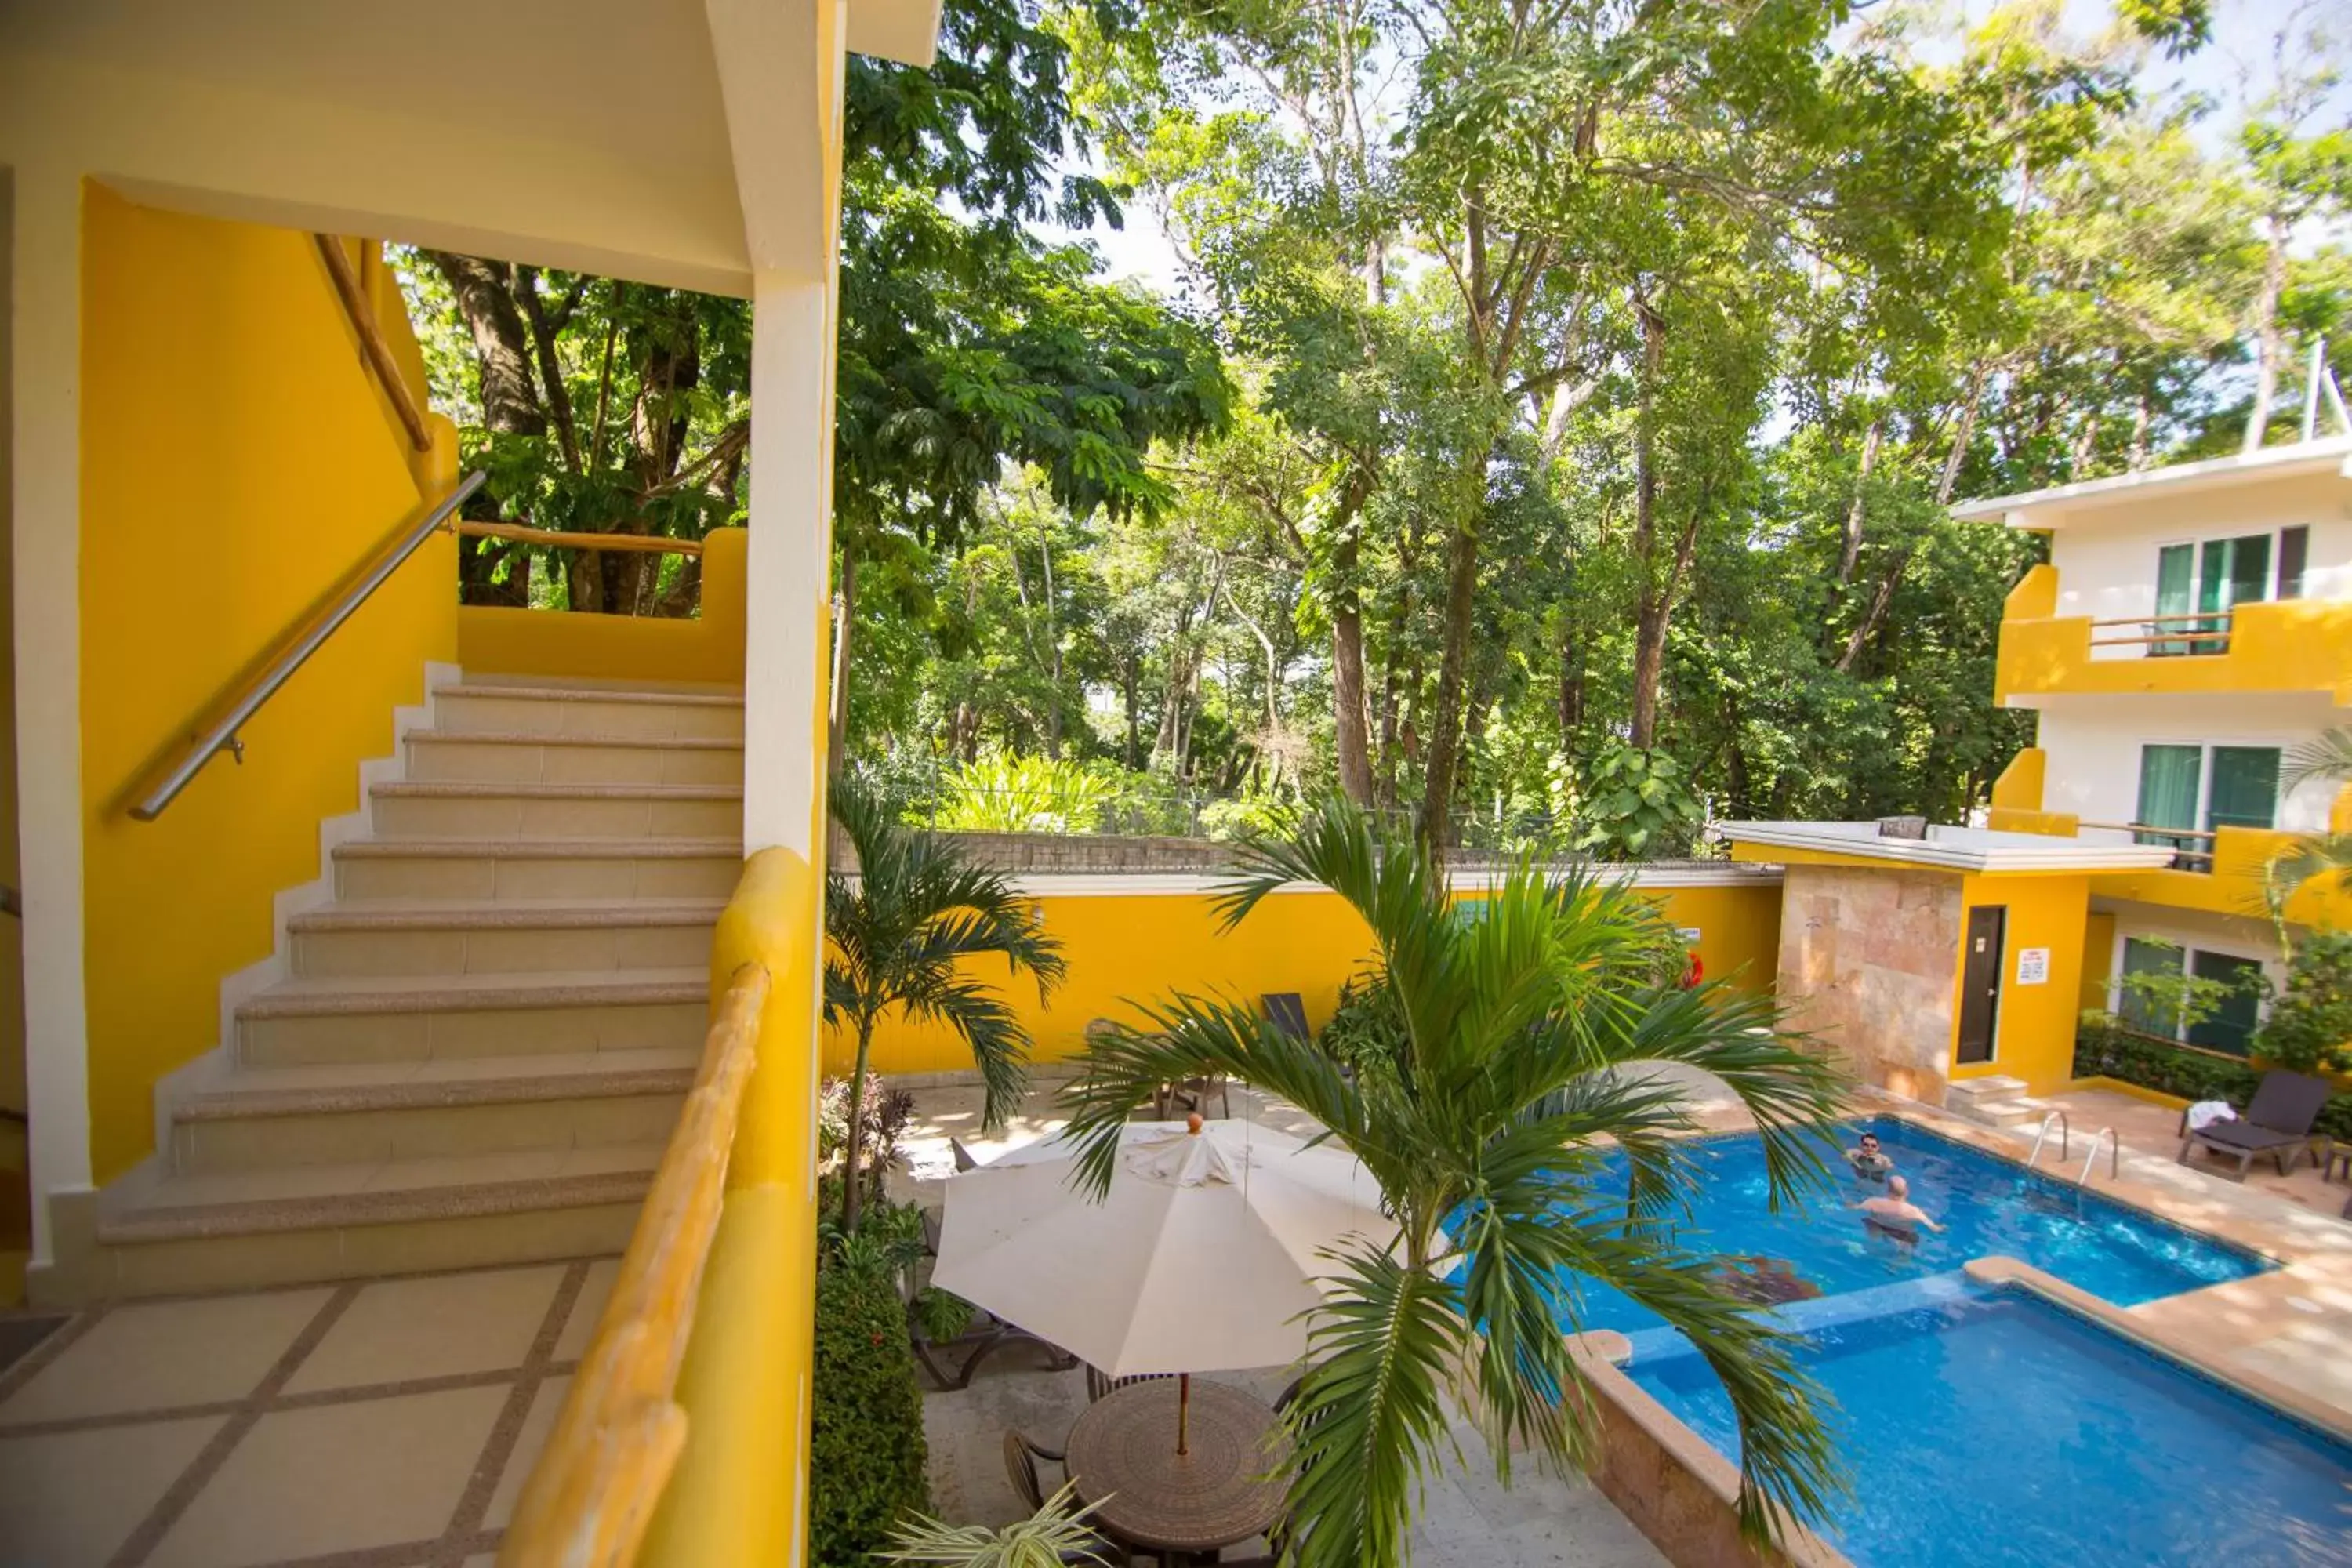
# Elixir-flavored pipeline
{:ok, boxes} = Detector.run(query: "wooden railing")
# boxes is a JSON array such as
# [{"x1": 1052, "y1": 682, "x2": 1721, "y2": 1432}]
[
  {"x1": 314, "y1": 234, "x2": 433, "y2": 454},
  {"x1": 2078, "y1": 819, "x2": 2218, "y2": 872},
  {"x1": 498, "y1": 961, "x2": 772, "y2": 1568},
  {"x1": 456, "y1": 521, "x2": 706, "y2": 557},
  {"x1": 2087, "y1": 610, "x2": 2232, "y2": 652}
]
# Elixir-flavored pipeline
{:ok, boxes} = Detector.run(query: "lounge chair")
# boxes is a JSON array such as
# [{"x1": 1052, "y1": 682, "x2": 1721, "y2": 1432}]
[
  {"x1": 1261, "y1": 992, "x2": 1310, "y2": 1041},
  {"x1": 907, "y1": 1207, "x2": 1078, "y2": 1390},
  {"x1": 2177, "y1": 1070, "x2": 2334, "y2": 1178},
  {"x1": 1003, "y1": 1431, "x2": 1131, "y2": 1565}
]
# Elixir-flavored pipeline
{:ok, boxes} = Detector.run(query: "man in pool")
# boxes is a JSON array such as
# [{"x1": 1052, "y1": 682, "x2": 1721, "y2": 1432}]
[
  {"x1": 1858, "y1": 1174, "x2": 1944, "y2": 1241},
  {"x1": 1846, "y1": 1131, "x2": 1893, "y2": 1180}
]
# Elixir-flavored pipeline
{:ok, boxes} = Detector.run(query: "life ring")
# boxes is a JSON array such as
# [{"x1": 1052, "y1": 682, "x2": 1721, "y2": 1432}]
[{"x1": 1682, "y1": 951, "x2": 1704, "y2": 989}]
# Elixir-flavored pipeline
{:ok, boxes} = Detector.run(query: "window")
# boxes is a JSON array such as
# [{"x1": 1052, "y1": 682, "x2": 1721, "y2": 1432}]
[
  {"x1": 2149, "y1": 528, "x2": 2306, "y2": 655},
  {"x1": 2116, "y1": 938, "x2": 2267, "y2": 1057},
  {"x1": 2133, "y1": 743, "x2": 2278, "y2": 871}
]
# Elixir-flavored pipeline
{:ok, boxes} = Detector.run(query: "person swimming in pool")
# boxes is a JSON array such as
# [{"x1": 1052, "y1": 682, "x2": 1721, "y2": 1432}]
[
  {"x1": 1846, "y1": 1131, "x2": 1893, "y2": 1180},
  {"x1": 1857, "y1": 1174, "x2": 1944, "y2": 1241}
]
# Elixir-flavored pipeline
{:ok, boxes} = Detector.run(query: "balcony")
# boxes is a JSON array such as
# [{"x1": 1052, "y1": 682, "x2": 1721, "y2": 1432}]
[{"x1": 1994, "y1": 564, "x2": 2352, "y2": 705}]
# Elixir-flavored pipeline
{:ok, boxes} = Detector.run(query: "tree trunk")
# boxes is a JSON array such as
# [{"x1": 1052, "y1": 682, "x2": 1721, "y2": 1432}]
[
  {"x1": 1417, "y1": 504, "x2": 1483, "y2": 855},
  {"x1": 429, "y1": 251, "x2": 542, "y2": 608},
  {"x1": 2244, "y1": 209, "x2": 2289, "y2": 453},
  {"x1": 1627, "y1": 304, "x2": 1669, "y2": 750},
  {"x1": 1329, "y1": 516, "x2": 1375, "y2": 805},
  {"x1": 1122, "y1": 652, "x2": 1141, "y2": 771},
  {"x1": 1838, "y1": 364, "x2": 1988, "y2": 673},
  {"x1": 840, "y1": 1016, "x2": 876, "y2": 1233},
  {"x1": 1835, "y1": 419, "x2": 1885, "y2": 588}
]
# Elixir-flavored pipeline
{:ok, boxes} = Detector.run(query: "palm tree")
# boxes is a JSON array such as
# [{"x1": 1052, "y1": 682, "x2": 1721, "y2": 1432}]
[
  {"x1": 1059, "y1": 799, "x2": 1847, "y2": 1566},
  {"x1": 2263, "y1": 727, "x2": 2352, "y2": 934},
  {"x1": 826, "y1": 780, "x2": 1066, "y2": 1232}
]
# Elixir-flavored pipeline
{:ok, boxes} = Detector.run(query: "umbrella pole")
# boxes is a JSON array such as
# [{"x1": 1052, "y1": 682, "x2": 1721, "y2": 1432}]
[{"x1": 1178, "y1": 1372, "x2": 1191, "y2": 1456}]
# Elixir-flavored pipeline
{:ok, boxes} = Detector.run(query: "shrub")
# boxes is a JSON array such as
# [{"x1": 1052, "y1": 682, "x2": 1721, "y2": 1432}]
[
  {"x1": 1319, "y1": 971, "x2": 1408, "y2": 1080},
  {"x1": 1573, "y1": 742, "x2": 1704, "y2": 861},
  {"x1": 2251, "y1": 931, "x2": 2352, "y2": 1076},
  {"x1": 2073, "y1": 1011, "x2": 2352, "y2": 1142},
  {"x1": 810, "y1": 1258, "x2": 931, "y2": 1566},
  {"x1": 935, "y1": 753, "x2": 1115, "y2": 833}
]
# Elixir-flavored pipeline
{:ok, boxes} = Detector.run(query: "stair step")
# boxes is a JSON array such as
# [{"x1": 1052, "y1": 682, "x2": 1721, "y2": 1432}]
[
  {"x1": 430, "y1": 682, "x2": 744, "y2": 741},
  {"x1": 1944, "y1": 1075, "x2": 2030, "y2": 1105},
  {"x1": 1949, "y1": 1095, "x2": 2048, "y2": 1129},
  {"x1": 92, "y1": 1146, "x2": 659, "y2": 1296},
  {"x1": 170, "y1": 1050, "x2": 694, "y2": 1174},
  {"x1": 332, "y1": 837, "x2": 742, "y2": 902},
  {"x1": 369, "y1": 780, "x2": 743, "y2": 841},
  {"x1": 404, "y1": 729, "x2": 743, "y2": 787},
  {"x1": 237, "y1": 968, "x2": 708, "y2": 1066},
  {"x1": 287, "y1": 898, "x2": 723, "y2": 978}
]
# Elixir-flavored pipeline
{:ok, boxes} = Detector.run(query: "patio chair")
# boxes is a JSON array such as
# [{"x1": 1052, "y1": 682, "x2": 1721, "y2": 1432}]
[
  {"x1": 1261, "y1": 992, "x2": 1311, "y2": 1041},
  {"x1": 1084, "y1": 1364, "x2": 1178, "y2": 1404},
  {"x1": 907, "y1": 1208, "x2": 1078, "y2": 1390},
  {"x1": 1155, "y1": 1073, "x2": 1232, "y2": 1120},
  {"x1": 2177, "y1": 1069, "x2": 2335, "y2": 1178},
  {"x1": 1003, "y1": 1431, "x2": 1132, "y2": 1565}
]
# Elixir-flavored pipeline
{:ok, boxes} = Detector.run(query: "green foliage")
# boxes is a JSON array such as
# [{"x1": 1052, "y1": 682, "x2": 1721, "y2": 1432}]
[
  {"x1": 811, "y1": 1260, "x2": 931, "y2": 1566},
  {"x1": 913, "y1": 1286, "x2": 977, "y2": 1345},
  {"x1": 1062, "y1": 799, "x2": 1850, "y2": 1562},
  {"x1": 880, "y1": 1482, "x2": 1109, "y2": 1567},
  {"x1": 934, "y1": 753, "x2": 1118, "y2": 833},
  {"x1": 2115, "y1": 938, "x2": 2250, "y2": 1039},
  {"x1": 1316, "y1": 971, "x2": 1408, "y2": 1082},
  {"x1": 824, "y1": 781, "x2": 1068, "y2": 1230},
  {"x1": 2252, "y1": 931, "x2": 2352, "y2": 1076},
  {"x1": 2074, "y1": 1012, "x2": 2352, "y2": 1142},
  {"x1": 1573, "y1": 744, "x2": 1705, "y2": 862}
]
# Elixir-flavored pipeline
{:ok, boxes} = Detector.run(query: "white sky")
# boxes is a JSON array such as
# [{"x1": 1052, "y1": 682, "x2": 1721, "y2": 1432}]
[{"x1": 1041, "y1": 0, "x2": 2348, "y2": 301}]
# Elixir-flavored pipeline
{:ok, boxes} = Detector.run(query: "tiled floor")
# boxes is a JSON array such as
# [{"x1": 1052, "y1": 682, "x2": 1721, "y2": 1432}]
[{"x1": 0, "y1": 1257, "x2": 618, "y2": 1568}]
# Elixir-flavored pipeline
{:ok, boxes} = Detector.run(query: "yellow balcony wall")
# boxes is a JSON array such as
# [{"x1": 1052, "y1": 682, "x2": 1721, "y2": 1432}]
[
  {"x1": 78, "y1": 185, "x2": 458, "y2": 1180},
  {"x1": 1996, "y1": 564, "x2": 2352, "y2": 706},
  {"x1": 2089, "y1": 825, "x2": 2352, "y2": 931},
  {"x1": 456, "y1": 528, "x2": 748, "y2": 688}
]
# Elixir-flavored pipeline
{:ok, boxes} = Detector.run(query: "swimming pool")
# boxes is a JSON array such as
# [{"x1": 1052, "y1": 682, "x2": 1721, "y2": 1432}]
[
  {"x1": 1559, "y1": 1116, "x2": 2267, "y2": 1334},
  {"x1": 1628, "y1": 1286, "x2": 2352, "y2": 1567}
]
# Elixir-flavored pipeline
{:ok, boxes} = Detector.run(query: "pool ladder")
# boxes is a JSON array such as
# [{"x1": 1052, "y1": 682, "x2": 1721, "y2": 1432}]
[
  {"x1": 2076, "y1": 1126, "x2": 2120, "y2": 1187},
  {"x1": 2025, "y1": 1110, "x2": 2070, "y2": 1171}
]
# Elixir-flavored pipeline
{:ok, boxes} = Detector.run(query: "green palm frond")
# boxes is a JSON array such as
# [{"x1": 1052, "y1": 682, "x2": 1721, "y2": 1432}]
[
  {"x1": 1064, "y1": 797, "x2": 1850, "y2": 1561},
  {"x1": 2282, "y1": 728, "x2": 2352, "y2": 797}
]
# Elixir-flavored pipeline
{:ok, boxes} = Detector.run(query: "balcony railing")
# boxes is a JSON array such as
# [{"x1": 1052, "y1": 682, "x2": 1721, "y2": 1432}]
[
  {"x1": 1994, "y1": 565, "x2": 2352, "y2": 704},
  {"x1": 2086, "y1": 611, "x2": 2232, "y2": 657},
  {"x1": 2078, "y1": 819, "x2": 2217, "y2": 873}
]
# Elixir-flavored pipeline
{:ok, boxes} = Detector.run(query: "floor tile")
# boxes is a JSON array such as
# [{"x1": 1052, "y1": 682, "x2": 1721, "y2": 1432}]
[
  {"x1": 0, "y1": 1290, "x2": 328, "y2": 1424},
  {"x1": 554, "y1": 1259, "x2": 620, "y2": 1360},
  {"x1": 0, "y1": 1416, "x2": 224, "y2": 1566},
  {"x1": 285, "y1": 1267, "x2": 563, "y2": 1392},
  {"x1": 485, "y1": 1374, "x2": 571, "y2": 1529},
  {"x1": 146, "y1": 1386, "x2": 505, "y2": 1567}
]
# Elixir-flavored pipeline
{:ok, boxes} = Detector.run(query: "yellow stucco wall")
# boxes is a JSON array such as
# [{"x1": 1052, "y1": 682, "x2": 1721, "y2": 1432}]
[
  {"x1": 78, "y1": 184, "x2": 456, "y2": 1179},
  {"x1": 1947, "y1": 871, "x2": 2092, "y2": 1096},
  {"x1": 849, "y1": 879, "x2": 1783, "y2": 1077},
  {"x1": 456, "y1": 528, "x2": 747, "y2": 688}
]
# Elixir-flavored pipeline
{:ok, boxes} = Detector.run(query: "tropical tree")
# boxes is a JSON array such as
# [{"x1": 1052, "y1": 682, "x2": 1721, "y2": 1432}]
[
  {"x1": 824, "y1": 782, "x2": 1068, "y2": 1231},
  {"x1": 2262, "y1": 727, "x2": 2352, "y2": 931},
  {"x1": 1060, "y1": 799, "x2": 1849, "y2": 1565}
]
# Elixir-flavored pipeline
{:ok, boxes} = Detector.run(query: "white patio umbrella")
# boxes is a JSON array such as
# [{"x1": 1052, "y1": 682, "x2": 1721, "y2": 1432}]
[{"x1": 931, "y1": 1116, "x2": 1399, "y2": 1450}]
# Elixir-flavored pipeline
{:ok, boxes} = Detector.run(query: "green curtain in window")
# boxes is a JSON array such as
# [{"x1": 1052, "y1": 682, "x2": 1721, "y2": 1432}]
[
  {"x1": 2136, "y1": 745, "x2": 2201, "y2": 834},
  {"x1": 2205, "y1": 747, "x2": 2280, "y2": 833},
  {"x1": 2118, "y1": 937, "x2": 2183, "y2": 1036},
  {"x1": 2153, "y1": 543, "x2": 2194, "y2": 657},
  {"x1": 2187, "y1": 951, "x2": 2265, "y2": 1055},
  {"x1": 2190, "y1": 534, "x2": 2271, "y2": 653}
]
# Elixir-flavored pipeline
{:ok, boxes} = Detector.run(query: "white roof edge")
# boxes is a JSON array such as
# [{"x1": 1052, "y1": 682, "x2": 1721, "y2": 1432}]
[
  {"x1": 1948, "y1": 436, "x2": 2352, "y2": 526},
  {"x1": 1717, "y1": 821, "x2": 2179, "y2": 873}
]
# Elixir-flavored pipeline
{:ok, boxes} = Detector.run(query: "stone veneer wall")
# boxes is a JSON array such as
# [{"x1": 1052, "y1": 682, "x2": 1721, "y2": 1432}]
[{"x1": 1776, "y1": 863, "x2": 1962, "y2": 1102}]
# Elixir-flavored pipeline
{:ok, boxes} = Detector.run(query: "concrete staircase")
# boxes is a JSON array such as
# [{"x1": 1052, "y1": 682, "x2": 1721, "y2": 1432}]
[
  {"x1": 89, "y1": 680, "x2": 742, "y2": 1296},
  {"x1": 1942, "y1": 1074, "x2": 2046, "y2": 1130}
]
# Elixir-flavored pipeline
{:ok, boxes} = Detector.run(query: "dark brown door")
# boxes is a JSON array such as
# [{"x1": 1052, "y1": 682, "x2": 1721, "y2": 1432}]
[{"x1": 1955, "y1": 906, "x2": 2005, "y2": 1065}]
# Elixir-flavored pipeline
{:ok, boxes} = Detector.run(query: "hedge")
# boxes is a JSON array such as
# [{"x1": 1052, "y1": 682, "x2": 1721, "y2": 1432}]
[
  {"x1": 810, "y1": 1261, "x2": 929, "y2": 1566},
  {"x1": 2073, "y1": 1018, "x2": 2352, "y2": 1143}
]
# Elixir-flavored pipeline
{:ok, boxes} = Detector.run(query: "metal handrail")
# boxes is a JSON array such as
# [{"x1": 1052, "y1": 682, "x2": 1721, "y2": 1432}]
[
  {"x1": 2078, "y1": 1126, "x2": 2120, "y2": 1187},
  {"x1": 2025, "y1": 1109, "x2": 2070, "y2": 1171},
  {"x1": 129, "y1": 471, "x2": 487, "y2": 822}
]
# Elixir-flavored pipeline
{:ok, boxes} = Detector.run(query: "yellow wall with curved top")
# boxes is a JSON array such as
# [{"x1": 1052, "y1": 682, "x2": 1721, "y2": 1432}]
[
  {"x1": 78, "y1": 183, "x2": 457, "y2": 1180},
  {"x1": 456, "y1": 528, "x2": 747, "y2": 689},
  {"x1": 851, "y1": 878, "x2": 1784, "y2": 1077}
]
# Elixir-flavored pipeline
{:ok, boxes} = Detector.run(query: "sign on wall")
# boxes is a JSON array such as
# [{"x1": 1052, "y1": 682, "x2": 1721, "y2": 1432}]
[
  {"x1": 1678, "y1": 927, "x2": 1703, "y2": 943},
  {"x1": 2016, "y1": 947, "x2": 2050, "y2": 986}
]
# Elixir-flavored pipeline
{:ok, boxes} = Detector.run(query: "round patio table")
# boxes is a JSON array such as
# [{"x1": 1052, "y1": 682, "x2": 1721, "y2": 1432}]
[{"x1": 1065, "y1": 1378, "x2": 1290, "y2": 1562}]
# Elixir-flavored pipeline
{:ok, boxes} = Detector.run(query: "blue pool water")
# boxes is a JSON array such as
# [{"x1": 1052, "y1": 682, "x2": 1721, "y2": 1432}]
[
  {"x1": 1558, "y1": 1117, "x2": 2266, "y2": 1334},
  {"x1": 1630, "y1": 1288, "x2": 2352, "y2": 1567}
]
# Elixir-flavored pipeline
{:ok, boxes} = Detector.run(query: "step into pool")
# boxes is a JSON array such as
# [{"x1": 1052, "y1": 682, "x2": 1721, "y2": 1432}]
[{"x1": 1627, "y1": 1285, "x2": 2352, "y2": 1567}]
